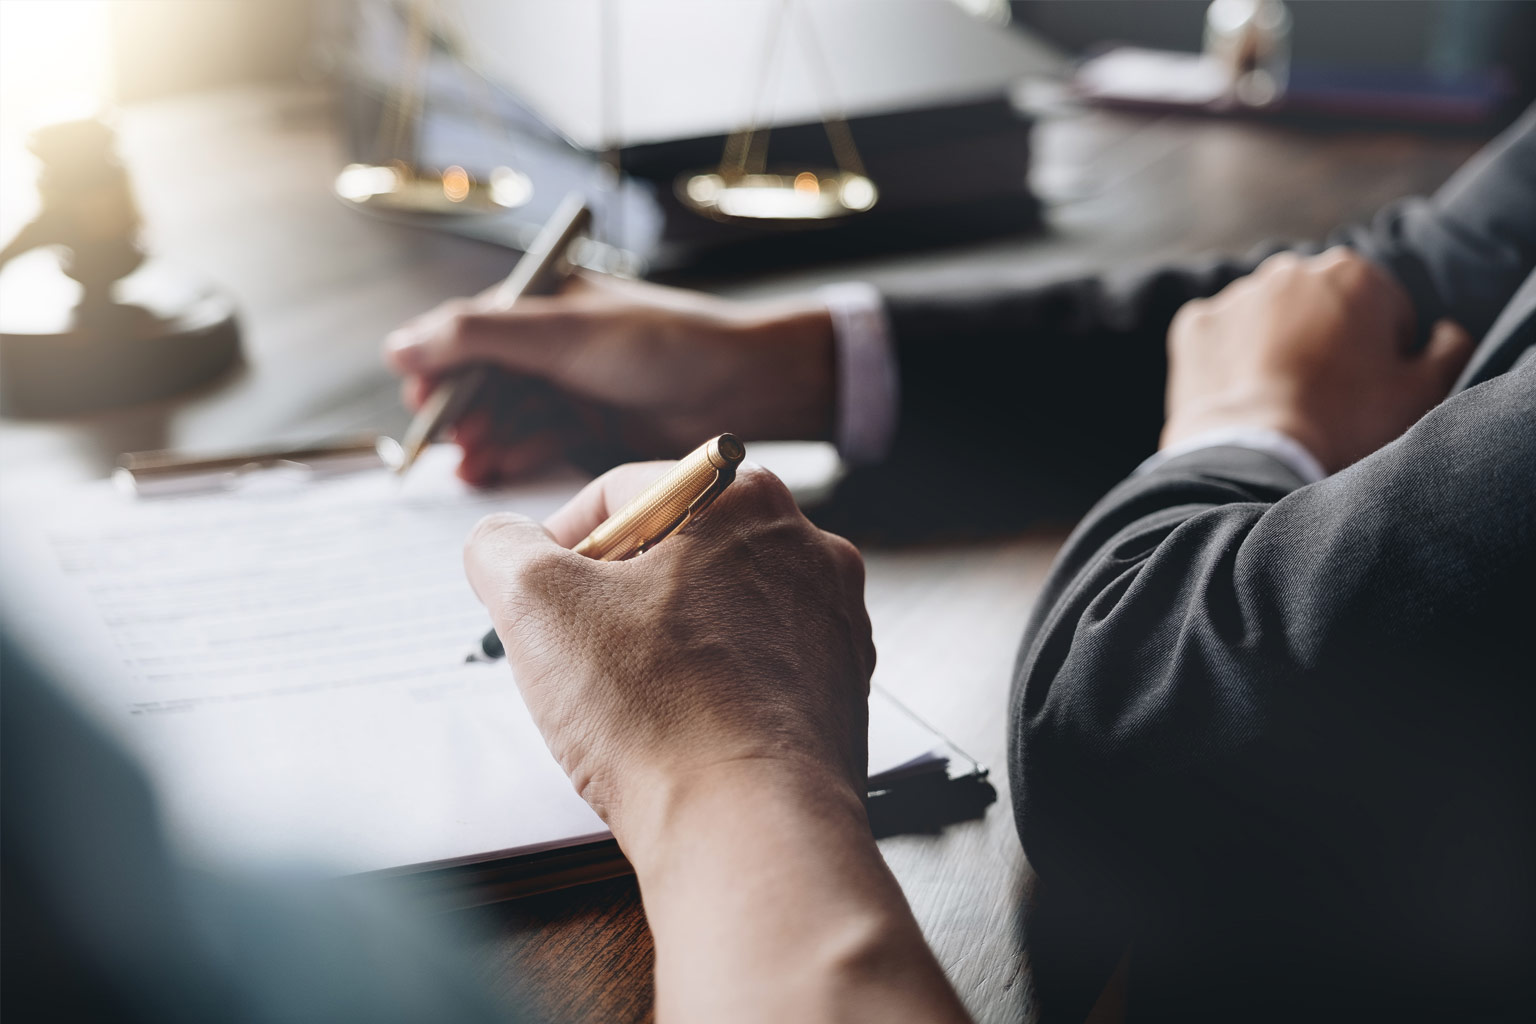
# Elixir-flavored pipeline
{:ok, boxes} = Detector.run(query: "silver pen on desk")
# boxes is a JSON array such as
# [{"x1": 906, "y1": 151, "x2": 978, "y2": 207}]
[{"x1": 390, "y1": 192, "x2": 592, "y2": 476}]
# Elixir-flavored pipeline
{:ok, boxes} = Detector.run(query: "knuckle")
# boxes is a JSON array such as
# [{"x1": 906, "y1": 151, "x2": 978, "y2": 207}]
[
  {"x1": 1323, "y1": 248, "x2": 1371, "y2": 286},
  {"x1": 1255, "y1": 251, "x2": 1301, "y2": 278},
  {"x1": 467, "y1": 511, "x2": 538, "y2": 550},
  {"x1": 1173, "y1": 298, "x2": 1207, "y2": 322},
  {"x1": 849, "y1": 598, "x2": 876, "y2": 680},
  {"x1": 1318, "y1": 244, "x2": 1361, "y2": 268},
  {"x1": 1168, "y1": 300, "x2": 1208, "y2": 342},
  {"x1": 812, "y1": 532, "x2": 873, "y2": 672},
  {"x1": 447, "y1": 311, "x2": 488, "y2": 343},
  {"x1": 517, "y1": 548, "x2": 573, "y2": 594},
  {"x1": 465, "y1": 515, "x2": 540, "y2": 618},
  {"x1": 730, "y1": 463, "x2": 797, "y2": 514},
  {"x1": 442, "y1": 311, "x2": 472, "y2": 345},
  {"x1": 469, "y1": 546, "x2": 571, "y2": 623},
  {"x1": 824, "y1": 532, "x2": 866, "y2": 580}
]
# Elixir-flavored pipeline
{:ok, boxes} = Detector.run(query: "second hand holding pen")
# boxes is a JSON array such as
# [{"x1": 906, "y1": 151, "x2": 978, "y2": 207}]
[
  {"x1": 391, "y1": 192, "x2": 593, "y2": 476},
  {"x1": 467, "y1": 433, "x2": 747, "y2": 662}
]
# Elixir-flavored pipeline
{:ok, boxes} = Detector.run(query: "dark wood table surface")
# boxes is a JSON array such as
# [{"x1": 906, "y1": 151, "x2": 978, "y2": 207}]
[{"x1": 0, "y1": 84, "x2": 1484, "y2": 1023}]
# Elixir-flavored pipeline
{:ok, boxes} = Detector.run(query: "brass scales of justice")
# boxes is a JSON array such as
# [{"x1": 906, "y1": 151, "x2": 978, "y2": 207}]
[
  {"x1": 334, "y1": 0, "x2": 879, "y2": 228},
  {"x1": 333, "y1": 0, "x2": 534, "y2": 216},
  {"x1": 675, "y1": 0, "x2": 880, "y2": 223}
]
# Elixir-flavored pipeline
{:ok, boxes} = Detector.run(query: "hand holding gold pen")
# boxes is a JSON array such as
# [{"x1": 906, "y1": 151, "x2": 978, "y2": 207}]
[{"x1": 467, "y1": 432, "x2": 746, "y2": 662}]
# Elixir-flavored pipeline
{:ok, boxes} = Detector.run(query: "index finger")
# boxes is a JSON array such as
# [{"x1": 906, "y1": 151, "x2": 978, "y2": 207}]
[
  {"x1": 383, "y1": 275, "x2": 604, "y2": 379},
  {"x1": 545, "y1": 461, "x2": 675, "y2": 549}
]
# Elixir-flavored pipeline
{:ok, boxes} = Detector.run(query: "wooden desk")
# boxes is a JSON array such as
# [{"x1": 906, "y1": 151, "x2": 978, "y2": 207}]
[{"x1": 0, "y1": 85, "x2": 1483, "y2": 1024}]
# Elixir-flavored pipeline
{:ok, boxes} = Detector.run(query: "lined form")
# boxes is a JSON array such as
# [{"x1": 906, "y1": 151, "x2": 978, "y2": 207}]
[
  {"x1": 18, "y1": 446, "x2": 945, "y2": 877},
  {"x1": 52, "y1": 464, "x2": 525, "y2": 712}
]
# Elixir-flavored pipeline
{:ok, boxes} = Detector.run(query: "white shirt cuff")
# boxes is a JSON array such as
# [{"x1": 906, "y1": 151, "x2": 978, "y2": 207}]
[
  {"x1": 1136, "y1": 426, "x2": 1329, "y2": 485},
  {"x1": 820, "y1": 283, "x2": 899, "y2": 466}
]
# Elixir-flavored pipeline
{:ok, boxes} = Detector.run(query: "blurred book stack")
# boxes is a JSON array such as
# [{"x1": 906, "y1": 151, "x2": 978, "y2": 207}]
[{"x1": 334, "y1": 0, "x2": 1064, "y2": 272}]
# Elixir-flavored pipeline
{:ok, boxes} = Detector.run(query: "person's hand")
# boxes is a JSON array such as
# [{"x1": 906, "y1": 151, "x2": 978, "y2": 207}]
[
  {"x1": 386, "y1": 274, "x2": 836, "y2": 485},
  {"x1": 1162, "y1": 247, "x2": 1475, "y2": 472},
  {"x1": 464, "y1": 463, "x2": 970, "y2": 1024},
  {"x1": 462, "y1": 460, "x2": 875, "y2": 839}
]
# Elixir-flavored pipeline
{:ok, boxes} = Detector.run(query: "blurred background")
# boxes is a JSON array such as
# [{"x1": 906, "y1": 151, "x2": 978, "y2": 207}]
[
  {"x1": 0, "y1": 0, "x2": 1531, "y2": 453},
  {"x1": 5, "y1": 1, "x2": 1531, "y2": 149}
]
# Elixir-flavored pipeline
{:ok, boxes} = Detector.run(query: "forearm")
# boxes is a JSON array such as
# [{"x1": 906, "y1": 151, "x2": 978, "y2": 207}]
[
  {"x1": 725, "y1": 297, "x2": 839, "y2": 445},
  {"x1": 618, "y1": 762, "x2": 968, "y2": 1024}
]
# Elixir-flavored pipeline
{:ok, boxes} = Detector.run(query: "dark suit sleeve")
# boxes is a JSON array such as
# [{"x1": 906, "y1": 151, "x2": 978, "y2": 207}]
[
  {"x1": 1344, "y1": 102, "x2": 1536, "y2": 345},
  {"x1": 814, "y1": 104, "x2": 1536, "y2": 540},
  {"x1": 1010, "y1": 360, "x2": 1536, "y2": 1017},
  {"x1": 813, "y1": 255, "x2": 1266, "y2": 539}
]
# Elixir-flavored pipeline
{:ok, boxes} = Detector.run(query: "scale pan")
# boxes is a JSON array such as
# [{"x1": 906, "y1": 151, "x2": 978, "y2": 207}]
[
  {"x1": 677, "y1": 169, "x2": 878, "y2": 222},
  {"x1": 334, "y1": 163, "x2": 533, "y2": 216}
]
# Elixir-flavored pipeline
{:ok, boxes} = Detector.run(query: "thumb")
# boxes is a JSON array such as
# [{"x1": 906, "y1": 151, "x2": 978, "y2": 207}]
[
  {"x1": 544, "y1": 461, "x2": 676, "y2": 548},
  {"x1": 385, "y1": 299, "x2": 574, "y2": 379},
  {"x1": 463, "y1": 513, "x2": 583, "y2": 642},
  {"x1": 1418, "y1": 317, "x2": 1476, "y2": 393}
]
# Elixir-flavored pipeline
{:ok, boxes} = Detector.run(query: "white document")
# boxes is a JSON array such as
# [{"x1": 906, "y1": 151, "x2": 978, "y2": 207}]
[{"x1": 7, "y1": 447, "x2": 942, "y2": 877}]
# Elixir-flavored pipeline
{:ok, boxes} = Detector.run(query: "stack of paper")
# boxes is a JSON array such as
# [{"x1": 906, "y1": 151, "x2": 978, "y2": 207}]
[{"x1": 4, "y1": 447, "x2": 959, "y2": 897}]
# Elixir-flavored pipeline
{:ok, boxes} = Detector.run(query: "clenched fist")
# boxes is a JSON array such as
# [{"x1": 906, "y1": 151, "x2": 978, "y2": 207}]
[{"x1": 1163, "y1": 247, "x2": 1474, "y2": 472}]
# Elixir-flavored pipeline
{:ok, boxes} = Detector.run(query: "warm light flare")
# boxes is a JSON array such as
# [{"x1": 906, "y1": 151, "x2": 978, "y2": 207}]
[
  {"x1": 676, "y1": 170, "x2": 879, "y2": 222},
  {"x1": 441, "y1": 165, "x2": 471, "y2": 203},
  {"x1": 0, "y1": 1, "x2": 112, "y2": 142}
]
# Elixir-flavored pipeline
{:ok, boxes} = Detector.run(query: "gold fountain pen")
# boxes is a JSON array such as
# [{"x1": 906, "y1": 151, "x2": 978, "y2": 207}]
[{"x1": 468, "y1": 433, "x2": 747, "y2": 662}]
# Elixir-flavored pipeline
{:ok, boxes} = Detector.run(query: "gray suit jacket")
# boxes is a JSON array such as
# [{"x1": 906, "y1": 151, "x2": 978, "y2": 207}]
[{"x1": 1009, "y1": 109, "x2": 1536, "y2": 1022}]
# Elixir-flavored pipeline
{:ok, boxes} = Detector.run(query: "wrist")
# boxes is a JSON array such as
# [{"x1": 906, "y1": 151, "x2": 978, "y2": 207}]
[
  {"x1": 611, "y1": 755, "x2": 865, "y2": 879},
  {"x1": 613, "y1": 754, "x2": 968, "y2": 1023},
  {"x1": 727, "y1": 298, "x2": 837, "y2": 443},
  {"x1": 1163, "y1": 411, "x2": 1336, "y2": 473}
]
